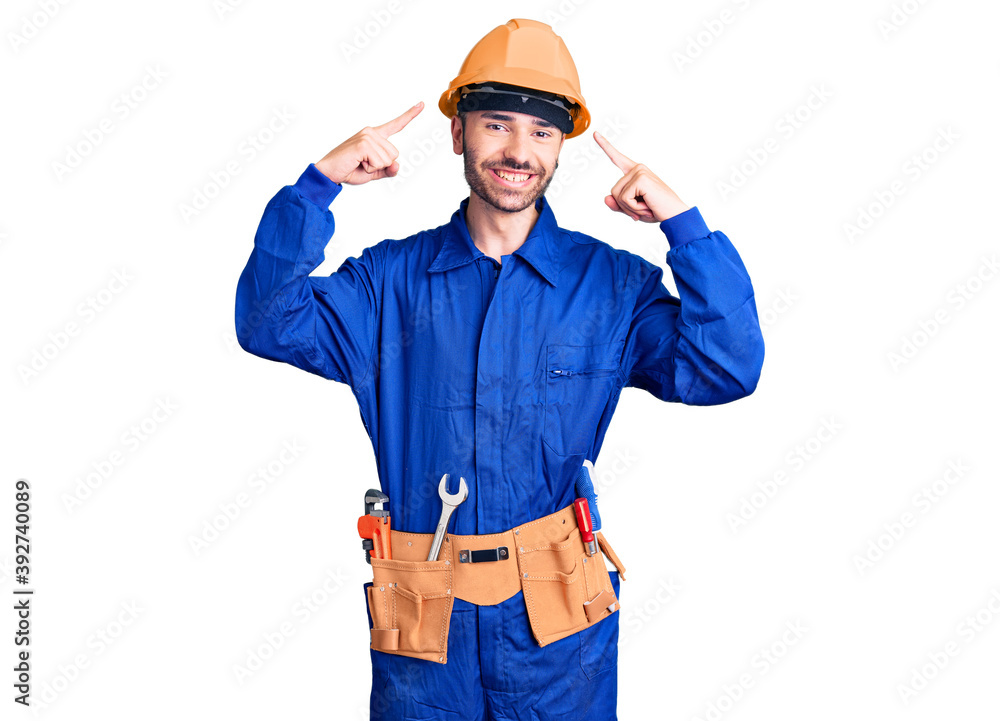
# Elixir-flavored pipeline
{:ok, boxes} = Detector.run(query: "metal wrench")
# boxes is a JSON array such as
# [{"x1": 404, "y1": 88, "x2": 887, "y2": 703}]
[{"x1": 427, "y1": 474, "x2": 468, "y2": 561}]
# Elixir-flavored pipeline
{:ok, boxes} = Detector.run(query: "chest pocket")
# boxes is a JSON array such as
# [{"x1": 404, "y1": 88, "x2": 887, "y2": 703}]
[{"x1": 543, "y1": 343, "x2": 622, "y2": 457}]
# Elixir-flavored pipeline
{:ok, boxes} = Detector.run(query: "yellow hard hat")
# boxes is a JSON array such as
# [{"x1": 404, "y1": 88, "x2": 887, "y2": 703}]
[{"x1": 438, "y1": 18, "x2": 590, "y2": 139}]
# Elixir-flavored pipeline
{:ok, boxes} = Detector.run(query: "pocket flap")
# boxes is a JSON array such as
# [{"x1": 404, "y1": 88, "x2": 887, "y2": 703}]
[{"x1": 596, "y1": 531, "x2": 626, "y2": 581}]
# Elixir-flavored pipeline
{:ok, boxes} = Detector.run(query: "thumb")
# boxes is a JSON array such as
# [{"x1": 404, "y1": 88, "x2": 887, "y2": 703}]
[{"x1": 371, "y1": 160, "x2": 400, "y2": 180}]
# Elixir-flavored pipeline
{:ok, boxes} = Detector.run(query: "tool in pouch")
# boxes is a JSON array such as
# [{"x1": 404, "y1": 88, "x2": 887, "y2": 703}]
[
  {"x1": 427, "y1": 474, "x2": 468, "y2": 560},
  {"x1": 362, "y1": 463, "x2": 626, "y2": 664},
  {"x1": 576, "y1": 459, "x2": 601, "y2": 534},
  {"x1": 574, "y1": 461, "x2": 618, "y2": 617},
  {"x1": 357, "y1": 489, "x2": 391, "y2": 562},
  {"x1": 574, "y1": 498, "x2": 598, "y2": 556}
]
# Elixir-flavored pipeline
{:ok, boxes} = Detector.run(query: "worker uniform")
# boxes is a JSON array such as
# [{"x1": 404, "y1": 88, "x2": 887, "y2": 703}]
[{"x1": 235, "y1": 163, "x2": 765, "y2": 720}]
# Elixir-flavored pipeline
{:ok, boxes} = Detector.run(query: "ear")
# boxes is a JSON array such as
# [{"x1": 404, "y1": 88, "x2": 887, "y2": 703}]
[{"x1": 450, "y1": 116, "x2": 463, "y2": 155}]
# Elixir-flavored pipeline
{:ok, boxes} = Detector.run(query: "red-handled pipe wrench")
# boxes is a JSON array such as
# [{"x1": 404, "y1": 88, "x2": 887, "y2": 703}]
[{"x1": 358, "y1": 489, "x2": 392, "y2": 563}]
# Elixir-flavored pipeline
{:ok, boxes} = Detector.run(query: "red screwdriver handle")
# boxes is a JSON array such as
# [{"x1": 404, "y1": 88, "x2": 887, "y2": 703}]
[{"x1": 574, "y1": 498, "x2": 596, "y2": 555}]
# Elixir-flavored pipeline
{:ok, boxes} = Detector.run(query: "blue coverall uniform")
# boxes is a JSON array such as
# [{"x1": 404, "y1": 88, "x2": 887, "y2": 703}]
[{"x1": 235, "y1": 163, "x2": 765, "y2": 720}]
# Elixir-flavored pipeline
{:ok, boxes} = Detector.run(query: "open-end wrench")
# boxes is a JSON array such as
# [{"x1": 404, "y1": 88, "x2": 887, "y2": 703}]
[{"x1": 427, "y1": 474, "x2": 468, "y2": 561}]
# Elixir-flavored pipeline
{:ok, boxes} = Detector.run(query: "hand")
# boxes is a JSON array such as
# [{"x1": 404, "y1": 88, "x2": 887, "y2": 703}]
[
  {"x1": 593, "y1": 131, "x2": 689, "y2": 223},
  {"x1": 315, "y1": 101, "x2": 424, "y2": 185}
]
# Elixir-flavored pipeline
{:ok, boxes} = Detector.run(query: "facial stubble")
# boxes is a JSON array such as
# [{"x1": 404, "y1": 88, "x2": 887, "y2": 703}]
[{"x1": 462, "y1": 135, "x2": 559, "y2": 214}]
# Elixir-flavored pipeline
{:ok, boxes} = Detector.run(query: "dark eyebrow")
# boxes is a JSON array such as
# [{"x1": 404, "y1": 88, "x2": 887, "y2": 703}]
[{"x1": 481, "y1": 112, "x2": 557, "y2": 129}]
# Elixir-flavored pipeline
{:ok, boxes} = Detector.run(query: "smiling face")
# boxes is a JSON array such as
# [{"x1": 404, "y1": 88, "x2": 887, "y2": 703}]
[{"x1": 452, "y1": 109, "x2": 564, "y2": 214}]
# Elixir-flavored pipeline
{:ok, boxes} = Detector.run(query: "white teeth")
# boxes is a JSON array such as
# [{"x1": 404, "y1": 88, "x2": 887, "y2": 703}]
[{"x1": 495, "y1": 169, "x2": 530, "y2": 182}]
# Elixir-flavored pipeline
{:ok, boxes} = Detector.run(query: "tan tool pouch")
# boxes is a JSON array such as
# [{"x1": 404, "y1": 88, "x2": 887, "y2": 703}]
[
  {"x1": 366, "y1": 556, "x2": 455, "y2": 663},
  {"x1": 364, "y1": 505, "x2": 626, "y2": 662},
  {"x1": 512, "y1": 505, "x2": 622, "y2": 647}
]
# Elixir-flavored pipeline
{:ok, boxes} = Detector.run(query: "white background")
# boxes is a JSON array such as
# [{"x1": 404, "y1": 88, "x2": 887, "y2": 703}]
[{"x1": 3, "y1": 0, "x2": 999, "y2": 719}]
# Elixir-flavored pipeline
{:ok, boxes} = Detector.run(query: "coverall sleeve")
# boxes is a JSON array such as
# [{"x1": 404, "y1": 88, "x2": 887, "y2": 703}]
[
  {"x1": 235, "y1": 163, "x2": 384, "y2": 387},
  {"x1": 622, "y1": 206, "x2": 764, "y2": 404}
]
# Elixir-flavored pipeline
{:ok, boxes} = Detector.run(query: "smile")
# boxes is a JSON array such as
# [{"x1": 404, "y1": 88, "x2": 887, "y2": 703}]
[{"x1": 489, "y1": 168, "x2": 535, "y2": 186}]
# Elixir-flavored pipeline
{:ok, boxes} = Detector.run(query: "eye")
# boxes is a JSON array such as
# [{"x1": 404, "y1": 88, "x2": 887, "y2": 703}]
[{"x1": 486, "y1": 123, "x2": 506, "y2": 131}]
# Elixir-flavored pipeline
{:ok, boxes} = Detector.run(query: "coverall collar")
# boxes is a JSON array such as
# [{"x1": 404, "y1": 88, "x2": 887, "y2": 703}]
[{"x1": 428, "y1": 195, "x2": 562, "y2": 287}]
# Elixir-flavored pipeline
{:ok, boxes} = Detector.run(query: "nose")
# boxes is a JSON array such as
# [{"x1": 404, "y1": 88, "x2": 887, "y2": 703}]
[{"x1": 501, "y1": 129, "x2": 533, "y2": 170}]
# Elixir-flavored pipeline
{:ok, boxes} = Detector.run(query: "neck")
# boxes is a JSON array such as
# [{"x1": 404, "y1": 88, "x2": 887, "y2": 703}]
[{"x1": 465, "y1": 193, "x2": 541, "y2": 263}]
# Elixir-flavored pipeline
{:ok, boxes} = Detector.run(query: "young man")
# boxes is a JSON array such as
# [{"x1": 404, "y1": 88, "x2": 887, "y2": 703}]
[{"x1": 235, "y1": 18, "x2": 764, "y2": 721}]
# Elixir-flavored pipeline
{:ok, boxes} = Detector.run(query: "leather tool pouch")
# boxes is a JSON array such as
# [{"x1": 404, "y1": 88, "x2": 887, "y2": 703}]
[
  {"x1": 366, "y1": 556, "x2": 455, "y2": 663},
  {"x1": 513, "y1": 507, "x2": 625, "y2": 647}
]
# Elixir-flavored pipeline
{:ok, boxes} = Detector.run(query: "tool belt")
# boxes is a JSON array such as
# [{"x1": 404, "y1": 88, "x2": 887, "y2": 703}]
[{"x1": 364, "y1": 503, "x2": 627, "y2": 664}]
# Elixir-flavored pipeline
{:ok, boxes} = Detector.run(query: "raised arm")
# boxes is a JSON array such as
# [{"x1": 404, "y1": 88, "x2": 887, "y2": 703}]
[
  {"x1": 234, "y1": 102, "x2": 425, "y2": 386},
  {"x1": 624, "y1": 209, "x2": 764, "y2": 404},
  {"x1": 593, "y1": 131, "x2": 764, "y2": 404}
]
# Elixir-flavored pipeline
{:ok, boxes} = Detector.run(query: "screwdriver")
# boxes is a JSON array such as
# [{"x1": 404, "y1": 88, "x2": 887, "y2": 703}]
[{"x1": 574, "y1": 498, "x2": 597, "y2": 556}]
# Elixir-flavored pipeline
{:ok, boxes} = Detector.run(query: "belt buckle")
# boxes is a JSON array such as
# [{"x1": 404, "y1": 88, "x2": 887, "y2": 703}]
[{"x1": 458, "y1": 547, "x2": 509, "y2": 563}]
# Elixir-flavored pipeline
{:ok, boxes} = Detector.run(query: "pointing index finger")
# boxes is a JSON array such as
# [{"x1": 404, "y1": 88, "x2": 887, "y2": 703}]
[
  {"x1": 594, "y1": 131, "x2": 636, "y2": 173},
  {"x1": 374, "y1": 101, "x2": 425, "y2": 137}
]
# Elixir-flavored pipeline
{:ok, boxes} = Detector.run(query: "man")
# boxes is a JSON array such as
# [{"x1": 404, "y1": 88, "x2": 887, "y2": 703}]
[{"x1": 235, "y1": 18, "x2": 764, "y2": 721}]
